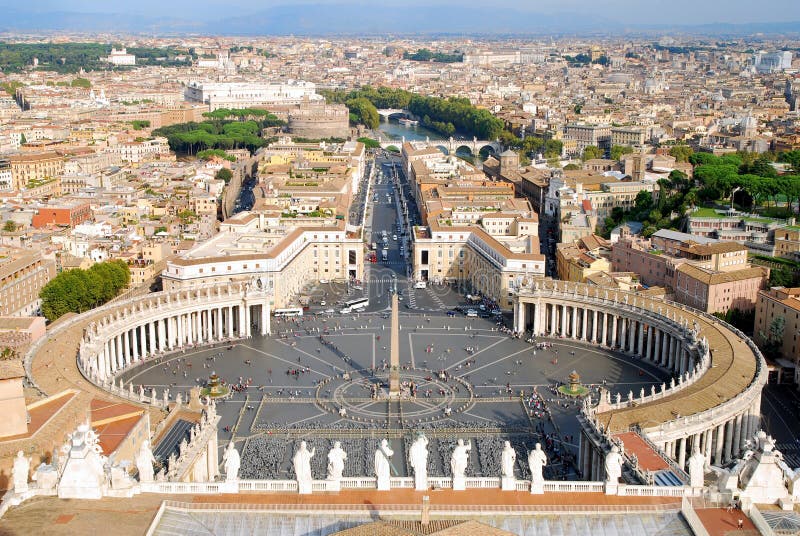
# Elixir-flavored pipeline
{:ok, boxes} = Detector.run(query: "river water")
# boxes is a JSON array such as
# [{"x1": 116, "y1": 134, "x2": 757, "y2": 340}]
[{"x1": 375, "y1": 119, "x2": 485, "y2": 163}]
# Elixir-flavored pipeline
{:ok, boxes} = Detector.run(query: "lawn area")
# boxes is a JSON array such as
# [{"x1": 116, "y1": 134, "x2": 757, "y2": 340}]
[{"x1": 690, "y1": 207, "x2": 723, "y2": 217}]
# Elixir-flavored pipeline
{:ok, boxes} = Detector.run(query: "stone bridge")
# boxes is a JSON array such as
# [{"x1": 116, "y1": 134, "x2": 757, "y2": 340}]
[
  {"x1": 376, "y1": 108, "x2": 408, "y2": 120},
  {"x1": 378, "y1": 136, "x2": 503, "y2": 157}
]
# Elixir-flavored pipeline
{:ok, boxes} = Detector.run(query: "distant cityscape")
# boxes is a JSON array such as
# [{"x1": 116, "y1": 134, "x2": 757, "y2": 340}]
[{"x1": 0, "y1": 23, "x2": 800, "y2": 535}]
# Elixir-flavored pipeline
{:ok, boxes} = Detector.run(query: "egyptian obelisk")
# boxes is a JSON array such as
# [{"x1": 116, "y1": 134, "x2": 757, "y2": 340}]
[{"x1": 389, "y1": 292, "x2": 400, "y2": 395}]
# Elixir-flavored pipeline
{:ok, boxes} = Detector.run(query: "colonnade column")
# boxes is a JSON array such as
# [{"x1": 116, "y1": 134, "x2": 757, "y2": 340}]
[
  {"x1": 619, "y1": 318, "x2": 627, "y2": 351},
  {"x1": 637, "y1": 323, "x2": 645, "y2": 357},
  {"x1": 678, "y1": 437, "x2": 687, "y2": 469},
  {"x1": 668, "y1": 335, "x2": 675, "y2": 370},
  {"x1": 733, "y1": 414, "x2": 743, "y2": 457},
  {"x1": 653, "y1": 329, "x2": 661, "y2": 365},
  {"x1": 571, "y1": 307, "x2": 577, "y2": 339},
  {"x1": 714, "y1": 423, "x2": 725, "y2": 465},
  {"x1": 611, "y1": 315, "x2": 618, "y2": 347},
  {"x1": 550, "y1": 303, "x2": 557, "y2": 336},
  {"x1": 593, "y1": 310, "x2": 599, "y2": 342},
  {"x1": 582, "y1": 308, "x2": 588, "y2": 341},
  {"x1": 601, "y1": 313, "x2": 608, "y2": 346},
  {"x1": 561, "y1": 305, "x2": 567, "y2": 336},
  {"x1": 532, "y1": 303, "x2": 540, "y2": 336}
]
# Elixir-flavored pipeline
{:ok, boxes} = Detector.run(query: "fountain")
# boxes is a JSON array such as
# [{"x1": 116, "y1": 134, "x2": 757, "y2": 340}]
[
  {"x1": 202, "y1": 371, "x2": 230, "y2": 399},
  {"x1": 557, "y1": 370, "x2": 589, "y2": 397}
]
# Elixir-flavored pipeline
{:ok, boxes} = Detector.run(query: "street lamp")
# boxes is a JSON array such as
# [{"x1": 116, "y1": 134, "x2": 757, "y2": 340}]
[{"x1": 730, "y1": 186, "x2": 741, "y2": 213}]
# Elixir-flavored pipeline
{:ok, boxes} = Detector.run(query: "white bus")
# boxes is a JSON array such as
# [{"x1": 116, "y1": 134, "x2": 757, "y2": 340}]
[
  {"x1": 343, "y1": 297, "x2": 369, "y2": 311},
  {"x1": 273, "y1": 307, "x2": 303, "y2": 317}
]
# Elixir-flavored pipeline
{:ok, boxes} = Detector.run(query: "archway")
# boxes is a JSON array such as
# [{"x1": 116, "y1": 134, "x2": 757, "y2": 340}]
[
  {"x1": 455, "y1": 145, "x2": 473, "y2": 157},
  {"x1": 478, "y1": 145, "x2": 497, "y2": 159},
  {"x1": 436, "y1": 145, "x2": 449, "y2": 155},
  {"x1": 386, "y1": 112, "x2": 406, "y2": 122}
]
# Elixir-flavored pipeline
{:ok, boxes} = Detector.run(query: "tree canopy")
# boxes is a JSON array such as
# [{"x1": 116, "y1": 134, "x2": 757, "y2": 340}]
[
  {"x1": 40, "y1": 260, "x2": 130, "y2": 322},
  {"x1": 320, "y1": 86, "x2": 505, "y2": 139}
]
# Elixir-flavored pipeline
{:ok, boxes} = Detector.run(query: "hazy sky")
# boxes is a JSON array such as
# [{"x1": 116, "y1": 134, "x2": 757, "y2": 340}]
[{"x1": 8, "y1": 0, "x2": 800, "y2": 25}]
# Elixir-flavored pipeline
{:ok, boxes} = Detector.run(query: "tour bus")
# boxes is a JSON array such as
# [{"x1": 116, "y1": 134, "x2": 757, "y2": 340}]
[
  {"x1": 340, "y1": 297, "x2": 369, "y2": 314},
  {"x1": 273, "y1": 307, "x2": 303, "y2": 317}
]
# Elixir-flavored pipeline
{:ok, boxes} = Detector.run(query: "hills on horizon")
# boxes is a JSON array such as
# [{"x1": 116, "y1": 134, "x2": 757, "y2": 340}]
[{"x1": 1, "y1": 4, "x2": 799, "y2": 37}]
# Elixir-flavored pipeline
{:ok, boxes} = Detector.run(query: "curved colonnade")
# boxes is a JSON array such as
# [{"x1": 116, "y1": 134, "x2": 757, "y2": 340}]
[
  {"x1": 513, "y1": 279, "x2": 766, "y2": 477},
  {"x1": 73, "y1": 283, "x2": 272, "y2": 403}
]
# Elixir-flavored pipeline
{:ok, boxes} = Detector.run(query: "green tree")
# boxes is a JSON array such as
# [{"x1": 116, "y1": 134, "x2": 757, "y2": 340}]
[
  {"x1": 3, "y1": 220, "x2": 17, "y2": 232},
  {"x1": 610, "y1": 145, "x2": 633, "y2": 161},
  {"x1": 669, "y1": 144, "x2": 693, "y2": 163},
  {"x1": 582, "y1": 145, "x2": 603, "y2": 161},
  {"x1": 70, "y1": 77, "x2": 91, "y2": 88},
  {"x1": 40, "y1": 260, "x2": 130, "y2": 322},
  {"x1": 215, "y1": 168, "x2": 233, "y2": 183},
  {"x1": 345, "y1": 97, "x2": 379, "y2": 129},
  {"x1": 357, "y1": 137, "x2": 381, "y2": 149}
]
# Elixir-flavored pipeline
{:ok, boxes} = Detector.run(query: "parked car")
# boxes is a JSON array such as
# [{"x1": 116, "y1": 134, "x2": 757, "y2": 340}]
[{"x1": 466, "y1": 309, "x2": 478, "y2": 317}]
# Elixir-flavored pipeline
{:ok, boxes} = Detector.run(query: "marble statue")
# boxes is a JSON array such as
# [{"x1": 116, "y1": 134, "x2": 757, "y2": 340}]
[
  {"x1": 136, "y1": 440, "x2": 156, "y2": 483},
  {"x1": 450, "y1": 439, "x2": 471, "y2": 481},
  {"x1": 375, "y1": 439, "x2": 393, "y2": 491},
  {"x1": 688, "y1": 447, "x2": 706, "y2": 488},
  {"x1": 409, "y1": 434, "x2": 429, "y2": 491},
  {"x1": 501, "y1": 441, "x2": 516, "y2": 479},
  {"x1": 326, "y1": 441, "x2": 347, "y2": 481},
  {"x1": 293, "y1": 441, "x2": 315, "y2": 494},
  {"x1": 605, "y1": 446, "x2": 623, "y2": 484},
  {"x1": 12, "y1": 450, "x2": 30, "y2": 493},
  {"x1": 528, "y1": 443, "x2": 547, "y2": 486},
  {"x1": 223, "y1": 442, "x2": 240, "y2": 482}
]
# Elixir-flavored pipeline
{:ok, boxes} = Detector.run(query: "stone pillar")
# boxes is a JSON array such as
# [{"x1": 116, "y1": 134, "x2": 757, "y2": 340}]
[
  {"x1": 227, "y1": 306, "x2": 234, "y2": 338},
  {"x1": 115, "y1": 334, "x2": 124, "y2": 370},
  {"x1": 550, "y1": 303, "x2": 557, "y2": 336},
  {"x1": 601, "y1": 313, "x2": 607, "y2": 346},
  {"x1": 666, "y1": 335, "x2": 675, "y2": 370},
  {"x1": 260, "y1": 304, "x2": 268, "y2": 336},
  {"x1": 244, "y1": 305, "x2": 252, "y2": 337},
  {"x1": 121, "y1": 330, "x2": 130, "y2": 366},
  {"x1": 737, "y1": 412, "x2": 748, "y2": 454},
  {"x1": 582, "y1": 308, "x2": 588, "y2": 341},
  {"x1": 704, "y1": 428, "x2": 713, "y2": 462},
  {"x1": 593, "y1": 309, "x2": 599, "y2": 342},
  {"x1": 654, "y1": 329, "x2": 661, "y2": 365},
  {"x1": 146, "y1": 322, "x2": 154, "y2": 356},
  {"x1": 533, "y1": 303, "x2": 540, "y2": 336},
  {"x1": 561, "y1": 304, "x2": 567, "y2": 336},
  {"x1": 132, "y1": 326, "x2": 140, "y2": 361},
  {"x1": 238, "y1": 305, "x2": 246, "y2": 338},
  {"x1": 188, "y1": 312, "x2": 196, "y2": 344},
  {"x1": 620, "y1": 318, "x2": 627, "y2": 351},
  {"x1": 637, "y1": 323, "x2": 644, "y2": 357},
  {"x1": 103, "y1": 342, "x2": 111, "y2": 377},
  {"x1": 571, "y1": 306, "x2": 577, "y2": 339},
  {"x1": 724, "y1": 419, "x2": 734, "y2": 462},
  {"x1": 176, "y1": 314, "x2": 183, "y2": 347},
  {"x1": 611, "y1": 315, "x2": 618, "y2": 347},
  {"x1": 714, "y1": 423, "x2": 725, "y2": 465},
  {"x1": 733, "y1": 414, "x2": 743, "y2": 457},
  {"x1": 678, "y1": 437, "x2": 687, "y2": 469}
]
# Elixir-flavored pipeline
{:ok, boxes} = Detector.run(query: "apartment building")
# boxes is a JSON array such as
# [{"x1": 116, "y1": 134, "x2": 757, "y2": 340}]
[
  {"x1": 563, "y1": 123, "x2": 611, "y2": 155},
  {"x1": 612, "y1": 229, "x2": 768, "y2": 313},
  {"x1": 556, "y1": 234, "x2": 611, "y2": 282},
  {"x1": 754, "y1": 286, "x2": 800, "y2": 385},
  {"x1": 0, "y1": 247, "x2": 57, "y2": 316},
  {"x1": 610, "y1": 127, "x2": 647, "y2": 147},
  {"x1": 9, "y1": 151, "x2": 65, "y2": 191}
]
